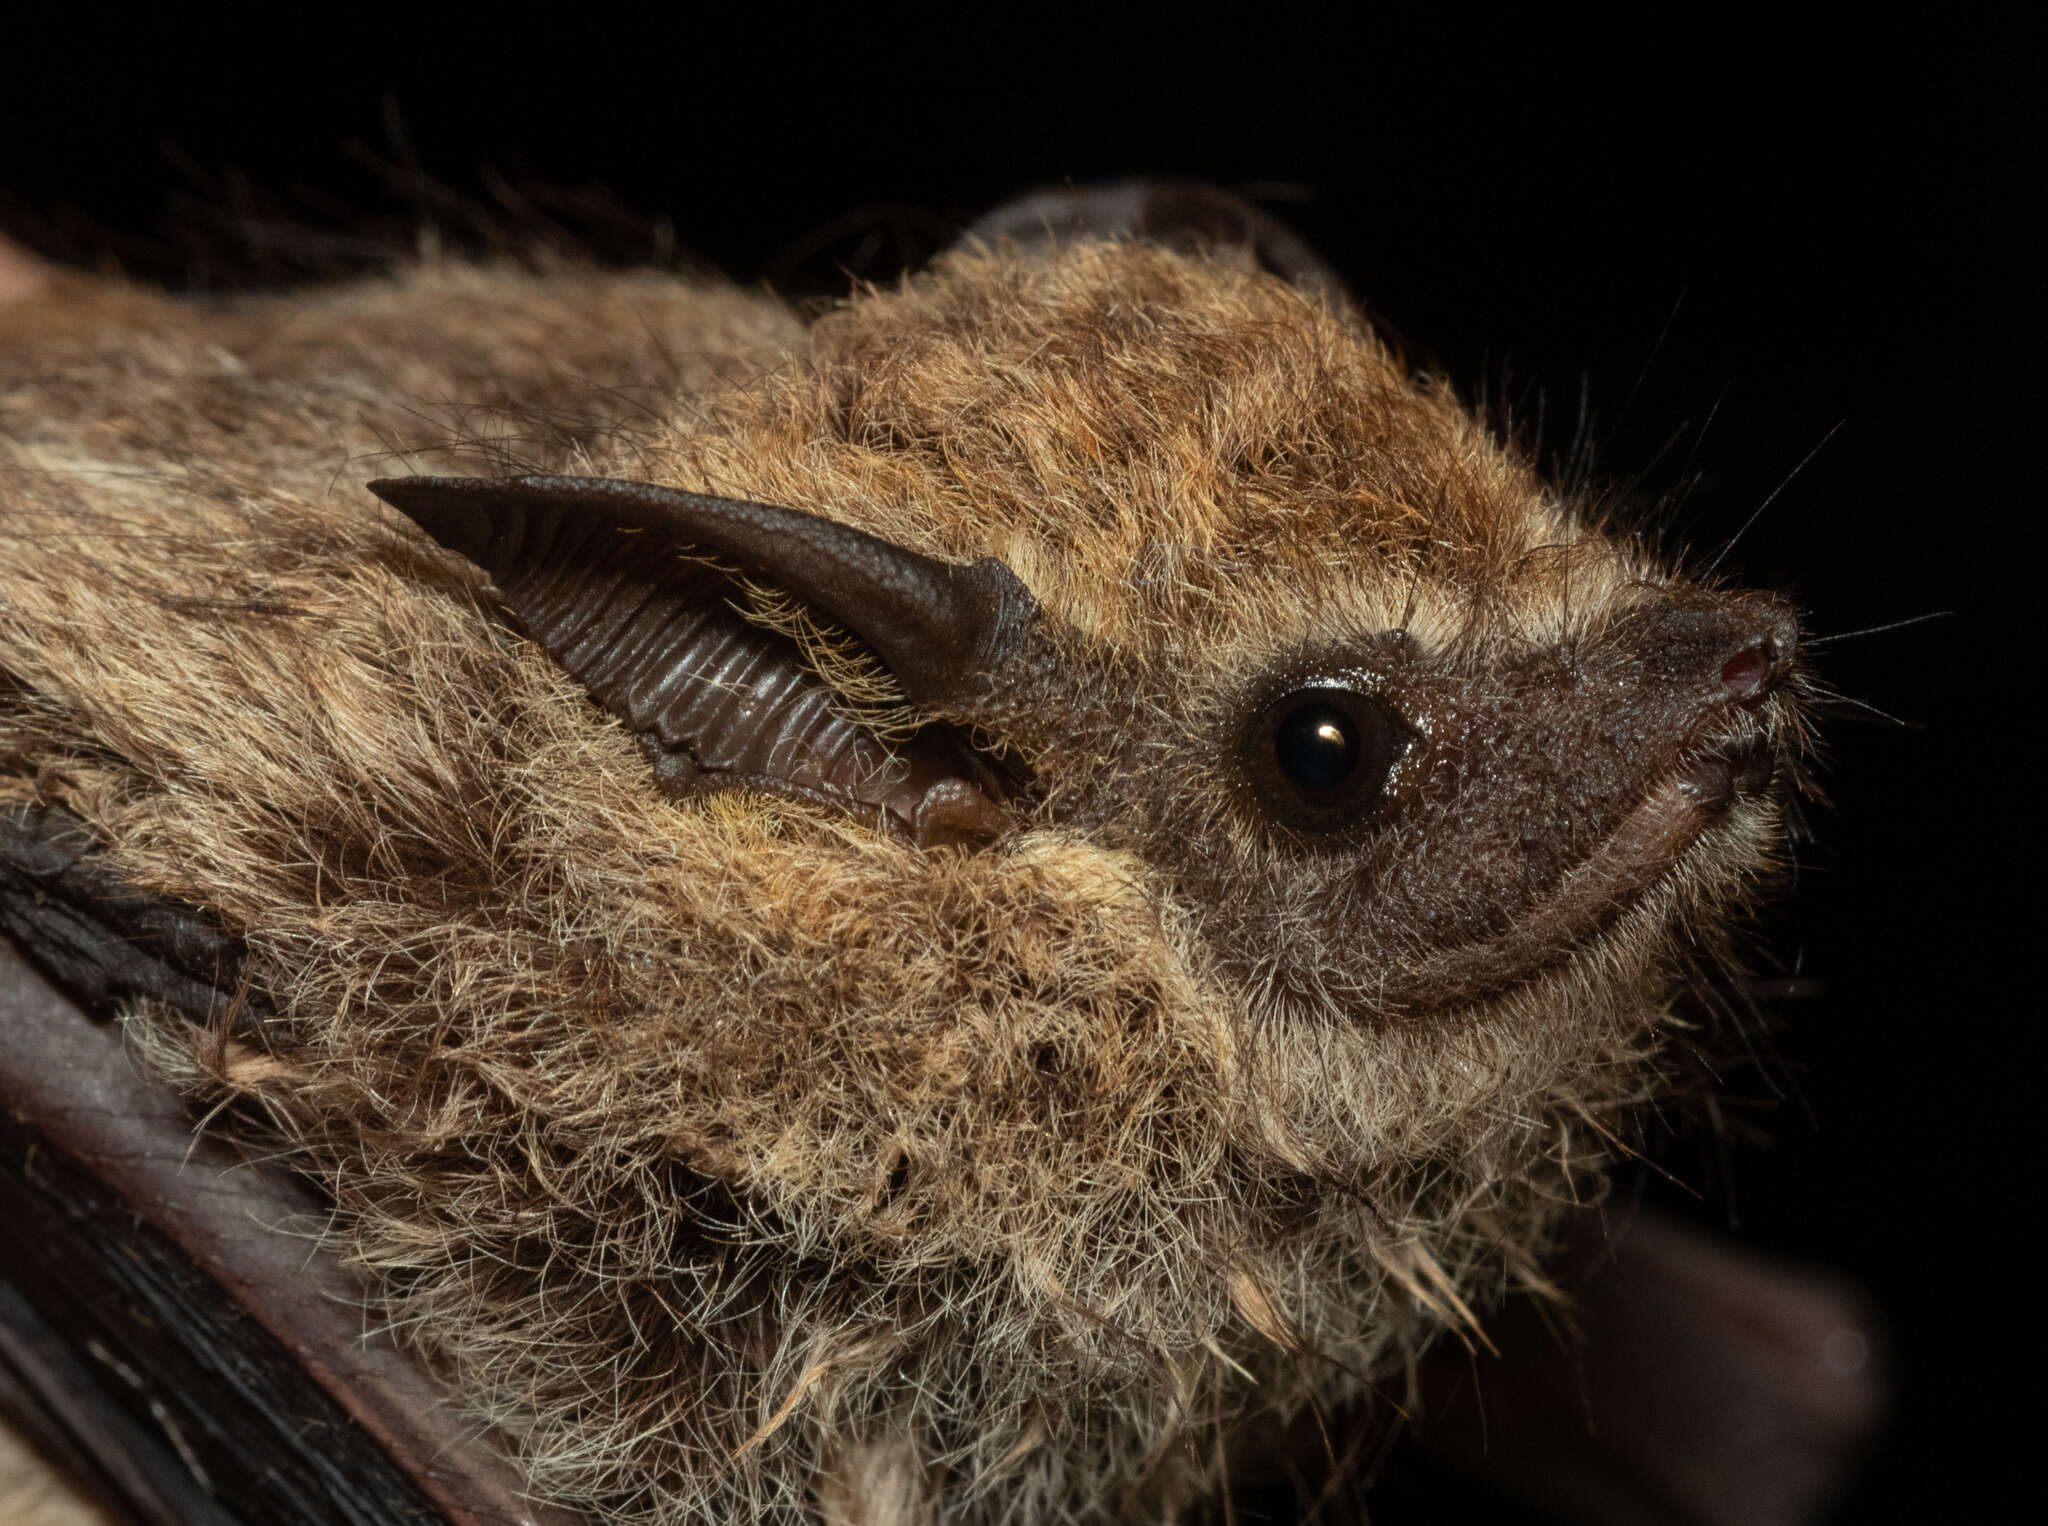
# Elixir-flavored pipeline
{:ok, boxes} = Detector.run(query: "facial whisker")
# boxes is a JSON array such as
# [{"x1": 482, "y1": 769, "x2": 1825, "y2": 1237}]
[
  {"x1": 1706, "y1": 418, "x2": 1845, "y2": 573},
  {"x1": 1806, "y1": 610, "x2": 1954, "y2": 647}
]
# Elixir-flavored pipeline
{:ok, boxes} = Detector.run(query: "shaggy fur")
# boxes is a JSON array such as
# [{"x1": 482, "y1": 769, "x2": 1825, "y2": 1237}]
[{"x1": 0, "y1": 242, "x2": 1804, "y2": 1523}]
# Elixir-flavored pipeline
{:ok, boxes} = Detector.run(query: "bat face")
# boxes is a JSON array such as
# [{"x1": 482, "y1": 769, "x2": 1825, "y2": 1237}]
[
  {"x1": 400, "y1": 242, "x2": 1804, "y2": 1036},
  {"x1": 1032, "y1": 575, "x2": 1800, "y2": 1024},
  {"x1": 0, "y1": 223, "x2": 1811, "y2": 1524}
]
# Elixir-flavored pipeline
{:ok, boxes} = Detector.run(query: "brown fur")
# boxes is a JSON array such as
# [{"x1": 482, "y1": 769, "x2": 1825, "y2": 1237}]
[{"x1": 0, "y1": 242, "x2": 1804, "y2": 1522}]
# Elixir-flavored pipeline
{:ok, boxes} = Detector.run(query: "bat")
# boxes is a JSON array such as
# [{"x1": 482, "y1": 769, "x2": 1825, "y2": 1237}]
[{"x1": 0, "y1": 183, "x2": 1840, "y2": 1524}]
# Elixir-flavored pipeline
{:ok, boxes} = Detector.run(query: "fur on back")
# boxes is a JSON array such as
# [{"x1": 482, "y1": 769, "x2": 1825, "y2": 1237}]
[{"x1": 0, "y1": 245, "x2": 1788, "y2": 1522}]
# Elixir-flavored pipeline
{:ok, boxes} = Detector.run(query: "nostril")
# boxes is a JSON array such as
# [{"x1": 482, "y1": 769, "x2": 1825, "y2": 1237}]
[
  {"x1": 1634, "y1": 594, "x2": 1801, "y2": 707},
  {"x1": 1720, "y1": 639, "x2": 1777, "y2": 702}
]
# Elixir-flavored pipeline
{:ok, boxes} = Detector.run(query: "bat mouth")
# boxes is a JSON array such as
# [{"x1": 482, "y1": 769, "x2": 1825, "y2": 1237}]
[
  {"x1": 1389, "y1": 724, "x2": 1782, "y2": 1014},
  {"x1": 1674, "y1": 728, "x2": 1778, "y2": 814}
]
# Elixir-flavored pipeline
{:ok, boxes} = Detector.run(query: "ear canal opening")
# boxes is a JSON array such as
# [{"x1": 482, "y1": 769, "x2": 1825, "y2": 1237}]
[{"x1": 367, "y1": 474, "x2": 1036, "y2": 705}]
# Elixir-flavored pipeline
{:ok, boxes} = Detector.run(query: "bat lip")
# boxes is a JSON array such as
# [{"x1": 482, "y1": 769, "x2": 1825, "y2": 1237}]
[
  {"x1": 1390, "y1": 723, "x2": 1784, "y2": 1012},
  {"x1": 1677, "y1": 732, "x2": 1778, "y2": 815},
  {"x1": 1541, "y1": 719, "x2": 1788, "y2": 932}
]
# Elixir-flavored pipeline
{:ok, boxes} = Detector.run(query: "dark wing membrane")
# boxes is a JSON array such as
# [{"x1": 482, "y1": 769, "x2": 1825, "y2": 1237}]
[
  {"x1": 0, "y1": 801, "x2": 261, "y2": 1024},
  {"x1": 0, "y1": 1101, "x2": 441, "y2": 1526},
  {"x1": 376, "y1": 478, "x2": 1005, "y2": 835}
]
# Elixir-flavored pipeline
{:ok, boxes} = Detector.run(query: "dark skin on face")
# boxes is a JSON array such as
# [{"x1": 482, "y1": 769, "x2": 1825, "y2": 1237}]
[
  {"x1": 1168, "y1": 590, "x2": 1799, "y2": 1018},
  {"x1": 949, "y1": 582, "x2": 1799, "y2": 1024}
]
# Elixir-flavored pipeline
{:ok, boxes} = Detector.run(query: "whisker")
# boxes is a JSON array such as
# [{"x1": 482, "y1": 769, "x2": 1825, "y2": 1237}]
[
  {"x1": 1570, "y1": 369, "x2": 1595, "y2": 487},
  {"x1": 1706, "y1": 418, "x2": 1845, "y2": 572},
  {"x1": 1629, "y1": 412, "x2": 1697, "y2": 492},
  {"x1": 1807, "y1": 610, "x2": 1954, "y2": 647},
  {"x1": 1805, "y1": 685, "x2": 1915, "y2": 728},
  {"x1": 1674, "y1": 383, "x2": 1728, "y2": 488},
  {"x1": 1609, "y1": 282, "x2": 1688, "y2": 445}
]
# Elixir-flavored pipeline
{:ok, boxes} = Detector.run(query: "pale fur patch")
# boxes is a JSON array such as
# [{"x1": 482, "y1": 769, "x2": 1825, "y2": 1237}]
[{"x1": 812, "y1": 1436, "x2": 936, "y2": 1526}]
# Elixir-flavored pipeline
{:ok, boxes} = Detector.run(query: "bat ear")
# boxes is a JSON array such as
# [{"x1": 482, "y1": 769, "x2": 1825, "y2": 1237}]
[
  {"x1": 368, "y1": 475, "x2": 1031, "y2": 844},
  {"x1": 965, "y1": 178, "x2": 1355, "y2": 304},
  {"x1": 369, "y1": 474, "x2": 1036, "y2": 708}
]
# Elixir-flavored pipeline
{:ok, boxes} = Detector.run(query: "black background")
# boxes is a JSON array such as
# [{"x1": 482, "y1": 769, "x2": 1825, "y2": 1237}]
[{"x1": 4, "y1": 6, "x2": 2038, "y2": 1521}]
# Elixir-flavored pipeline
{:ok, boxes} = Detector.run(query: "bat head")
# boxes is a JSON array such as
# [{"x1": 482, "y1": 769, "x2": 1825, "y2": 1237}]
[
  {"x1": 345, "y1": 243, "x2": 1816, "y2": 1518},
  {"x1": 376, "y1": 239, "x2": 1804, "y2": 1045}
]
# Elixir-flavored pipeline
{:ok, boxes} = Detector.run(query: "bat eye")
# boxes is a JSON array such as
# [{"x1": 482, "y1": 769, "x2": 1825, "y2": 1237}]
[{"x1": 1245, "y1": 686, "x2": 1406, "y2": 831}]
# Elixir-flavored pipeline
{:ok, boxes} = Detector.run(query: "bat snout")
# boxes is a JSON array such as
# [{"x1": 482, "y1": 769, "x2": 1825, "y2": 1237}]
[
  {"x1": 1635, "y1": 593, "x2": 1801, "y2": 709},
  {"x1": 1636, "y1": 596, "x2": 1798, "y2": 814}
]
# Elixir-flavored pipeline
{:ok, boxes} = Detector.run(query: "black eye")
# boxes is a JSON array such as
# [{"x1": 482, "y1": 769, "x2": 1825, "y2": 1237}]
[
  {"x1": 1245, "y1": 686, "x2": 1406, "y2": 831},
  {"x1": 1275, "y1": 701, "x2": 1359, "y2": 791}
]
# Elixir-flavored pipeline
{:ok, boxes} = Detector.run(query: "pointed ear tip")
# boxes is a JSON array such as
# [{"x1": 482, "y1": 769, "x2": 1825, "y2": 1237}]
[
  {"x1": 365, "y1": 476, "x2": 421, "y2": 509},
  {"x1": 367, "y1": 473, "x2": 501, "y2": 495},
  {"x1": 366, "y1": 476, "x2": 495, "y2": 528},
  {"x1": 366, "y1": 477, "x2": 492, "y2": 556}
]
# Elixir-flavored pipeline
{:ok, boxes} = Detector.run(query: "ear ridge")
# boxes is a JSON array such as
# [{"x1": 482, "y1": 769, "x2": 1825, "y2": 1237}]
[
  {"x1": 369, "y1": 474, "x2": 1036, "y2": 706},
  {"x1": 368, "y1": 474, "x2": 1022, "y2": 841}
]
